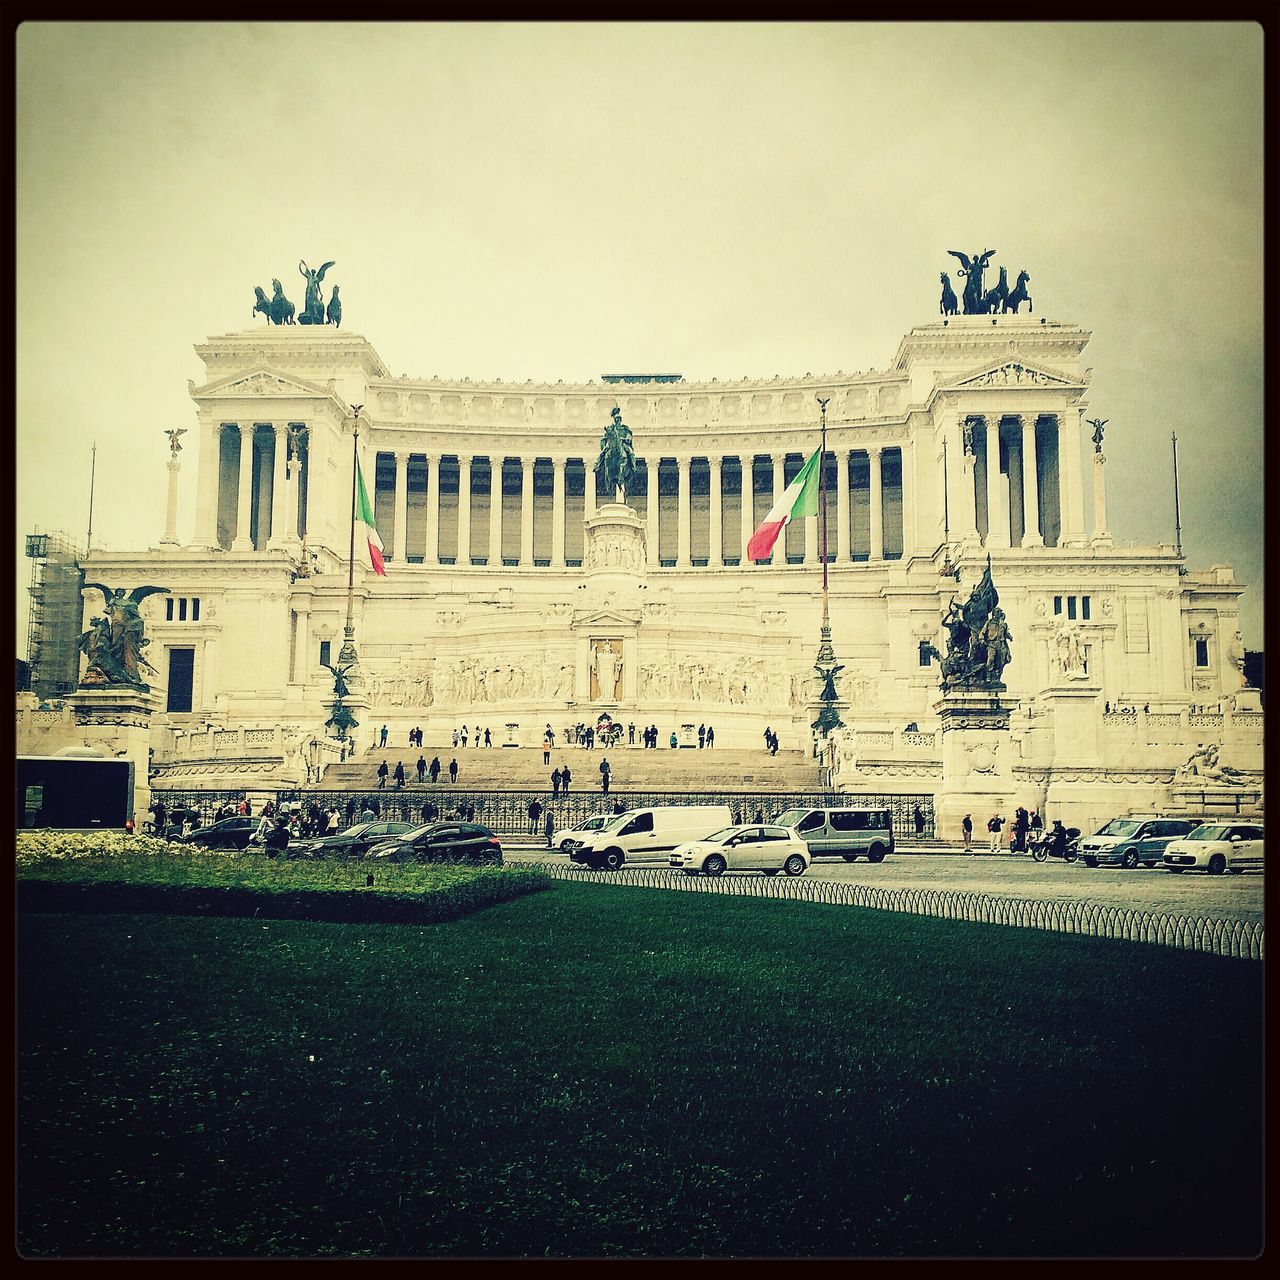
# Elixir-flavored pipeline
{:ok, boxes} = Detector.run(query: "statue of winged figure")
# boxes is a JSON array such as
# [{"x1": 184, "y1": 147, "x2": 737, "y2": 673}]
[
  {"x1": 321, "y1": 660, "x2": 357, "y2": 700},
  {"x1": 298, "y1": 259, "x2": 336, "y2": 325},
  {"x1": 946, "y1": 248, "x2": 996, "y2": 315},
  {"x1": 79, "y1": 583, "x2": 169, "y2": 687},
  {"x1": 164, "y1": 427, "x2": 188, "y2": 457}
]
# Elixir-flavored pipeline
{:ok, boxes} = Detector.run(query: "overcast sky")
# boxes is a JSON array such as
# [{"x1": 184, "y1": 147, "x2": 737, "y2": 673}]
[{"x1": 16, "y1": 21, "x2": 1263, "y2": 649}]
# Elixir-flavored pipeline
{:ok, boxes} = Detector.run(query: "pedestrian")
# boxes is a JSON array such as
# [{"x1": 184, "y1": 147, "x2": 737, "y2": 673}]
[
  {"x1": 913, "y1": 805, "x2": 925, "y2": 838},
  {"x1": 473, "y1": 725, "x2": 481, "y2": 748},
  {"x1": 545, "y1": 807, "x2": 555, "y2": 848},
  {"x1": 669, "y1": 730, "x2": 678, "y2": 749},
  {"x1": 380, "y1": 724, "x2": 388, "y2": 748},
  {"x1": 429, "y1": 755, "x2": 441, "y2": 783},
  {"x1": 452, "y1": 727, "x2": 459, "y2": 748},
  {"x1": 613, "y1": 799, "x2": 625, "y2": 815},
  {"x1": 461, "y1": 726, "x2": 468, "y2": 748},
  {"x1": 988, "y1": 813, "x2": 1005, "y2": 852},
  {"x1": 449, "y1": 757, "x2": 459, "y2": 784},
  {"x1": 628, "y1": 722, "x2": 635, "y2": 744},
  {"x1": 753, "y1": 808, "x2": 765, "y2": 824},
  {"x1": 698, "y1": 723, "x2": 706, "y2": 749},
  {"x1": 484, "y1": 728, "x2": 492, "y2": 747},
  {"x1": 377, "y1": 760, "x2": 389, "y2": 789},
  {"x1": 1030, "y1": 809, "x2": 1043, "y2": 834},
  {"x1": 561, "y1": 765, "x2": 572, "y2": 794},
  {"x1": 543, "y1": 731, "x2": 553, "y2": 765},
  {"x1": 1012, "y1": 806, "x2": 1029, "y2": 853},
  {"x1": 600, "y1": 756, "x2": 611, "y2": 796},
  {"x1": 528, "y1": 797, "x2": 543, "y2": 835},
  {"x1": 545, "y1": 723, "x2": 554, "y2": 748},
  {"x1": 416, "y1": 755, "x2": 427, "y2": 783},
  {"x1": 962, "y1": 813, "x2": 973, "y2": 852},
  {"x1": 706, "y1": 725, "x2": 714, "y2": 748},
  {"x1": 770, "y1": 733, "x2": 779, "y2": 757},
  {"x1": 361, "y1": 802, "x2": 377, "y2": 821},
  {"x1": 394, "y1": 760, "x2": 406, "y2": 789},
  {"x1": 585, "y1": 725, "x2": 595, "y2": 750},
  {"x1": 763, "y1": 726, "x2": 772, "y2": 751},
  {"x1": 551, "y1": 767, "x2": 562, "y2": 798}
]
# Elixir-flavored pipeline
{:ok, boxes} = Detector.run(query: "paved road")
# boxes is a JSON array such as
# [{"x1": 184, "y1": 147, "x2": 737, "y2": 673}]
[{"x1": 505, "y1": 848, "x2": 1264, "y2": 926}]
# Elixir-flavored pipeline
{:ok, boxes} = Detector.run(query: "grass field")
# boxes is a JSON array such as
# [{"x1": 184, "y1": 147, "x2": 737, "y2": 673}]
[{"x1": 17, "y1": 882, "x2": 1262, "y2": 1258}]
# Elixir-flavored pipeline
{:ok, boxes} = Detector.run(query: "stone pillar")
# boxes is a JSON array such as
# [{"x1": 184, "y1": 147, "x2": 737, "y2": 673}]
[
  {"x1": 954, "y1": 417, "x2": 980, "y2": 546},
  {"x1": 66, "y1": 685, "x2": 161, "y2": 824},
  {"x1": 835, "y1": 450, "x2": 850, "y2": 562},
  {"x1": 1059, "y1": 407, "x2": 1087, "y2": 546},
  {"x1": 934, "y1": 688, "x2": 1020, "y2": 837},
  {"x1": 1019, "y1": 416, "x2": 1043, "y2": 547},
  {"x1": 267, "y1": 424, "x2": 289, "y2": 548},
  {"x1": 232, "y1": 424, "x2": 255, "y2": 551},
  {"x1": 162, "y1": 455, "x2": 181, "y2": 546},
  {"x1": 1092, "y1": 449, "x2": 1112, "y2": 547},
  {"x1": 392, "y1": 451, "x2": 409, "y2": 562},
  {"x1": 985, "y1": 417, "x2": 1010, "y2": 549},
  {"x1": 456, "y1": 454, "x2": 472, "y2": 565},
  {"x1": 302, "y1": 422, "x2": 321, "y2": 548},
  {"x1": 868, "y1": 446, "x2": 884, "y2": 560},
  {"x1": 676, "y1": 455, "x2": 692, "y2": 567},
  {"x1": 899, "y1": 440, "x2": 914, "y2": 557},
  {"x1": 291, "y1": 592, "x2": 313, "y2": 683},
  {"x1": 551, "y1": 456, "x2": 567, "y2": 567},
  {"x1": 646, "y1": 458, "x2": 660, "y2": 567},
  {"x1": 708, "y1": 456, "x2": 723, "y2": 567},
  {"x1": 585, "y1": 462, "x2": 597, "y2": 518},
  {"x1": 488, "y1": 457, "x2": 503, "y2": 566},
  {"x1": 196, "y1": 420, "x2": 221, "y2": 548},
  {"x1": 740, "y1": 454, "x2": 755, "y2": 563},
  {"x1": 770, "y1": 454, "x2": 785, "y2": 564},
  {"x1": 520, "y1": 457, "x2": 534, "y2": 564},
  {"x1": 425, "y1": 454, "x2": 440, "y2": 564}
]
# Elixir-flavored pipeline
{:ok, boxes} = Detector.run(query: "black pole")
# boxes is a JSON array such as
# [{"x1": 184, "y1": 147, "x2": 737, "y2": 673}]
[
  {"x1": 942, "y1": 436, "x2": 951, "y2": 567},
  {"x1": 1171, "y1": 431, "x2": 1184, "y2": 562},
  {"x1": 340, "y1": 405, "x2": 363, "y2": 665}
]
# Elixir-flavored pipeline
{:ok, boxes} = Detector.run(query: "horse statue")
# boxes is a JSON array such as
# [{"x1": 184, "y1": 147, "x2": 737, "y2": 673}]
[
  {"x1": 298, "y1": 259, "x2": 335, "y2": 325},
  {"x1": 947, "y1": 249, "x2": 996, "y2": 315},
  {"x1": 595, "y1": 406, "x2": 638, "y2": 501},
  {"x1": 983, "y1": 265, "x2": 1009, "y2": 314},
  {"x1": 326, "y1": 285, "x2": 342, "y2": 328},
  {"x1": 269, "y1": 279, "x2": 296, "y2": 325},
  {"x1": 939, "y1": 272, "x2": 959, "y2": 316},
  {"x1": 252, "y1": 286, "x2": 272, "y2": 323},
  {"x1": 1003, "y1": 270, "x2": 1032, "y2": 314}
]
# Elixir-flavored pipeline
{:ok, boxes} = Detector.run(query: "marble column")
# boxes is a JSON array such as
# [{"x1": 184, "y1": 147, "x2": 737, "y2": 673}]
[
  {"x1": 232, "y1": 424, "x2": 255, "y2": 551},
  {"x1": 162, "y1": 454, "x2": 181, "y2": 546},
  {"x1": 770, "y1": 454, "x2": 785, "y2": 564},
  {"x1": 551, "y1": 456, "x2": 566, "y2": 568},
  {"x1": 646, "y1": 458, "x2": 660, "y2": 566},
  {"x1": 953, "y1": 416, "x2": 980, "y2": 546},
  {"x1": 835, "y1": 450, "x2": 851, "y2": 562},
  {"x1": 985, "y1": 417, "x2": 1010, "y2": 549},
  {"x1": 196, "y1": 420, "x2": 221, "y2": 548},
  {"x1": 1059, "y1": 407, "x2": 1087, "y2": 545},
  {"x1": 392, "y1": 451, "x2": 409, "y2": 562},
  {"x1": 302, "y1": 422, "x2": 322, "y2": 548},
  {"x1": 899, "y1": 440, "x2": 914, "y2": 557},
  {"x1": 457, "y1": 454, "x2": 472, "y2": 565},
  {"x1": 1092, "y1": 450, "x2": 1112, "y2": 546},
  {"x1": 868, "y1": 446, "x2": 884, "y2": 560},
  {"x1": 708, "y1": 456, "x2": 723, "y2": 567},
  {"x1": 1019, "y1": 416, "x2": 1043, "y2": 547},
  {"x1": 424, "y1": 454, "x2": 440, "y2": 564},
  {"x1": 739, "y1": 454, "x2": 755, "y2": 563},
  {"x1": 585, "y1": 462, "x2": 597, "y2": 518},
  {"x1": 520, "y1": 457, "x2": 534, "y2": 564},
  {"x1": 290, "y1": 598, "x2": 312, "y2": 683},
  {"x1": 488, "y1": 457, "x2": 504, "y2": 566},
  {"x1": 268, "y1": 424, "x2": 290, "y2": 548},
  {"x1": 676, "y1": 455, "x2": 692, "y2": 567}
]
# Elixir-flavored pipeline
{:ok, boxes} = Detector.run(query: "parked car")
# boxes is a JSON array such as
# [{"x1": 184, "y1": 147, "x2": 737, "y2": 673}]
[
  {"x1": 550, "y1": 813, "x2": 612, "y2": 852},
  {"x1": 567, "y1": 804, "x2": 734, "y2": 870},
  {"x1": 772, "y1": 807, "x2": 895, "y2": 862},
  {"x1": 669, "y1": 824, "x2": 811, "y2": 877},
  {"x1": 293, "y1": 820, "x2": 417, "y2": 859},
  {"x1": 1163, "y1": 822, "x2": 1264, "y2": 875},
  {"x1": 366, "y1": 822, "x2": 503, "y2": 865},
  {"x1": 175, "y1": 816, "x2": 258, "y2": 850},
  {"x1": 1078, "y1": 817, "x2": 1197, "y2": 869}
]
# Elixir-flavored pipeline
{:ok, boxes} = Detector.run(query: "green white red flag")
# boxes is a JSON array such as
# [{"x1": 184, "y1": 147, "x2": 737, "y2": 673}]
[
  {"x1": 746, "y1": 445, "x2": 822, "y2": 561},
  {"x1": 355, "y1": 457, "x2": 386, "y2": 575}
]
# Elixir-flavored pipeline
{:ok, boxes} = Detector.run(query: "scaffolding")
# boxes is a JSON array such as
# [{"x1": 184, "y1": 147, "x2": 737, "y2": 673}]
[{"x1": 25, "y1": 530, "x2": 85, "y2": 700}]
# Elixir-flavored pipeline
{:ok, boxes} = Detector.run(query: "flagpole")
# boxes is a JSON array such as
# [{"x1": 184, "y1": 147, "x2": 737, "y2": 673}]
[
  {"x1": 1171, "y1": 431, "x2": 1184, "y2": 569},
  {"x1": 811, "y1": 395, "x2": 843, "y2": 757},
  {"x1": 339, "y1": 405, "x2": 363, "y2": 664},
  {"x1": 817, "y1": 397, "x2": 830, "y2": 630}
]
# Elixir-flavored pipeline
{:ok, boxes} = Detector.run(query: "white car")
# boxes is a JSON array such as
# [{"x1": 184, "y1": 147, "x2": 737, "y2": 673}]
[
  {"x1": 550, "y1": 813, "x2": 612, "y2": 852},
  {"x1": 669, "y1": 824, "x2": 811, "y2": 877},
  {"x1": 1162, "y1": 822, "x2": 1264, "y2": 874}
]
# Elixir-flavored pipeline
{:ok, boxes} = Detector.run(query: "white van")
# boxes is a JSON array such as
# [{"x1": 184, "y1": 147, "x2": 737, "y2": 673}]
[{"x1": 567, "y1": 805, "x2": 734, "y2": 870}]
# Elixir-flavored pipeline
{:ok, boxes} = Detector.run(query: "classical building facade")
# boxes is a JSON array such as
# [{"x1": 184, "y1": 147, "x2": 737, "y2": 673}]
[{"x1": 75, "y1": 312, "x2": 1260, "y2": 824}]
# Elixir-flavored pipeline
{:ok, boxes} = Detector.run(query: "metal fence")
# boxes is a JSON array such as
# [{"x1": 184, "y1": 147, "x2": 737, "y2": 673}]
[{"x1": 527, "y1": 861, "x2": 1264, "y2": 961}]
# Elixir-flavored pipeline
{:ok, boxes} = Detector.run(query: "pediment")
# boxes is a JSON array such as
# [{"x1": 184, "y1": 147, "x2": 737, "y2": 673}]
[
  {"x1": 571, "y1": 607, "x2": 643, "y2": 630},
  {"x1": 193, "y1": 367, "x2": 333, "y2": 401},
  {"x1": 946, "y1": 360, "x2": 1081, "y2": 391}
]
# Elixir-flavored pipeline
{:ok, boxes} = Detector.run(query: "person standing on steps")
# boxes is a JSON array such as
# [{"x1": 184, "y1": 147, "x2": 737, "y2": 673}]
[
  {"x1": 698, "y1": 724, "x2": 706, "y2": 749},
  {"x1": 669, "y1": 730, "x2": 678, "y2": 749},
  {"x1": 706, "y1": 725, "x2": 714, "y2": 748},
  {"x1": 377, "y1": 760, "x2": 389, "y2": 789},
  {"x1": 545, "y1": 807, "x2": 555, "y2": 848},
  {"x1": 543, "y1": 731, "x2": 553, "y2": 765},
  {"x1": 449, "y1": 757, "x2": 459, "y2": 784},
  {"x1": 600, "y1": 756, "x2": 611, "y2": 797},
  {"x1": 561, "y1": 764, "x2": 572, "y2": 794},
  {"x1": 987, "y1": 812, "x2": 1005, "y2": 852},
  {"x1": 962, "y1": 813, "x2": 973, "y2": 852},
  {"x1": 460, "y1": 726, "x2": 468, "y2": 748},
  {"x1": 913, "y1": 805, "x2": 925, "y2": 838},
  {"x1": 551, "y1": 767, "x2": 562, "y2": 798},
  {"x1": 380, "y1": 724, "x2": 389, "y2": 748},
  {"x1": 484, "y1": 727, "x2": 491, "y2": 747},
  {"x1": 393, "y1": 760, "x2": 406, "y2": 789},
  {"x1": 416, "y1": 754, "x2": 427, "y2": 783},
  {"x1": 429, "y1": 755, "x2": 441, "y2": 784},
  {"x1": 628, "y1": 722, "x2": 636, "y2": 745}
]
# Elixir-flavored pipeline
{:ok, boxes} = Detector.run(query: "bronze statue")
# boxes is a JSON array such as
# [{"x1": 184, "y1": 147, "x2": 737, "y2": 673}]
[
  {"x1": 321, "y1": 660, "x2": 356, "y2": 700},
  {"x1": 938, "y1": 558, "x2": 1012, "y2": 688},
  {"x1": 946, "y1": 249, "x2": 996, "y2": 315},
  {"x1": 983, "y1": 265, "x2": 1009, "y2": 314},
  {"x1": 79, "y1": 583, "x2": 169, "y2": 688},
  {"x1": 326, "y1": 285, "x2": 342, "y2": 328},
  {"x1": 164, "y1": 427, "x2": 187, "y2": 457},
  {"x1": 595, "y1": 406, "x2": 638, "y2": 501},
  {"x1": 269, "y1": 279, "x2": 295, "y2": 325},
  {"x1": 297, "y1": 259, "x2": 335, "y2": 325},
  {"x1": 252, "y1": 286, "x2": 272, "y2": 323},
  {"x1": 961, "y1": 419, "x2": 976, "y2": 457},
  {"x1": 1088, "y1": 418, "x2": 1108, "y2": 454},
  {"x1": 939, "y1": 272, "x2": 959, "y2": 316},
  {"x1": 1003, "y1": 269, "x2": 1032, "y2": 314},
  {"x1": 817, "y1": 662, "x2": 845, "y2": 704}
]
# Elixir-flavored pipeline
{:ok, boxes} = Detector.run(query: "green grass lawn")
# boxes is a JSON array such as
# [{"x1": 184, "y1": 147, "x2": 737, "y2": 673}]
[{"x1": 17, "y1": 882, "x2": 1261, "y2": 1258}]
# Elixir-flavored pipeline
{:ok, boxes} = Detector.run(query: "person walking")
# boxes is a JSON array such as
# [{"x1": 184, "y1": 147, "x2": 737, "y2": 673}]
[
  {"x1": 763, "y1": 726, "x2": 773, "y2": 752},
  {"x1": 545, "y1": 724, "x2": 555, "y2": 748},
  {"x1": 987, "y1": 813, "x2": 1005, "y2": 852},
  {"x1": 527, "y1": 797, "x2": 543, "y2": 835},
  {"x1": 429, "y1": 755, "x2": 441, "y2": 784},
  {"x1": 416, "y1": 754, "x2": 427, "y2": 783},
  {"x1": 698, "y1": 724, "x2": 706, "y2": 749},
  {"x1": 393, "y1": 760, "x2": 406, "y2": 789},
  {"x1": 599, "y1": 756, "x2": 611, "y2": 797},
  {"x1": 460, "y1": 726, "x2": 468, "y2": 748},
  {"x1": 543, "y1": 732, "x2": 553, "y2": 765},
  {"x1": 551, "y1": 767, "x2": 562, "y2": 798},
  {"x1": 379, "y1": 724, "x2": 388, "y2": 748},
  {"x1": 913, "y1": 805, "x2": 925, "y2": 838},
  {"x1": 545, "y1": 807, "x2": 555, "y2": 848},
  {"x1": 448, "y1": 757, "x2": 459, "y2": 784},
  {"x1": 377, "y1": 760, "x2": 389, "y2": 789},
  {"x1": 706, "y1": 725, "x2": 714, "y2": 748},
  {"x1": 561, "y1": 764, "x2": 572, "y2": 794},
  {"x1": 585, "y1": 725, "x2": 595, "y2": 750},
  {"x1": 770, "y1": 733, "x2": 779, "y2": 757},
  {"x1": 962, "y1": 813, "x2": 973, "y2": 852}
]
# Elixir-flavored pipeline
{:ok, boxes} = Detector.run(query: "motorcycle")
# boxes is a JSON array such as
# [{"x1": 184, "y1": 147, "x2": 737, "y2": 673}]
[{"x1": 1029, "y1": 827, "x2": 1081, "y2": 863}]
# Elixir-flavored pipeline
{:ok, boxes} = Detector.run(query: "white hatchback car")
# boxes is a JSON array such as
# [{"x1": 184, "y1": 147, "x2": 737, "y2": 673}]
[
  {"x1": 1162, "y1": 822, "x2": 1264, "y2": 875},
  {"x1": 550, "y1": 813, "x2": 612, "y2": 851},
  {"x1": 669, "y1": 824, "x2": 811, "y2": 877}
]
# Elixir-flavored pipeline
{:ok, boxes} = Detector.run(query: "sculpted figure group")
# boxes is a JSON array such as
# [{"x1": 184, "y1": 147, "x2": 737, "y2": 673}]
[
  {"x1": 253, "y1": 260, "x2": 342, "y2": 327},
  {"x1": 937, "y1": 559, "x2": 1013, "y2": 689},
  {"x1": 78, "y1": 583, "x2": 168, "y2": 689},
  {"x1": 940, "y1": 249, "x2": 1032, "y2": 316}
]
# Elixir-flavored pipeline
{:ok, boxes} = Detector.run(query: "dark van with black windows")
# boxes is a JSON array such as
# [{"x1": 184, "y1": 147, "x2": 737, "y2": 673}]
[{"x1": 773, "y1": 807, "x2": 895, "y2": 862}]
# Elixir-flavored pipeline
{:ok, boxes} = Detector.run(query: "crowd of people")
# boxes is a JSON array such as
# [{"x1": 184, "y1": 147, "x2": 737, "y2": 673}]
[{"x1": 954, "y1": 807, "x2": 1049, "y2": 853}]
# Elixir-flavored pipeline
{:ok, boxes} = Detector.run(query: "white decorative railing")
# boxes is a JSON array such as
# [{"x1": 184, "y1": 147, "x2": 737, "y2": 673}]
[
  {"x1": 901, "y1": 730, "x2": 936, "y2": 750},
  {"x1": 858, "y1": 731, "x2": 895, "y2": 752},
  {"x1": 1189, "y1": 714, "x2": 1225, "y2": 729}
]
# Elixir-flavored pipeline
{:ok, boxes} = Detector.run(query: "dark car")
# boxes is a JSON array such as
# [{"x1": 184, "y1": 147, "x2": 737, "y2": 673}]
[
  {"x1": 367, "y1": 822, "x2": 503, "y2": 866},
  {"x1": 176, "y1": 817, "x2": 258, "y2": 850},
  {"x1": 295, "y1": 820, "x2": 418, "y2": 860}
]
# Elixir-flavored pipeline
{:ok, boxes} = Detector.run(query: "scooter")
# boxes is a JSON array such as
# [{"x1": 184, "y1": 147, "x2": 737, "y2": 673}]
[{"x1": 1029, "y1": 827, "x2": 1081, "y2": 863}]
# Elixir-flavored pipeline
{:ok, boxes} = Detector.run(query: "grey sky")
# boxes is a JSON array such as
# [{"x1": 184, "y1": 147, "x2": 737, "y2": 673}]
[{"x1": 16, "y1": 21, "x2": 1263, "y2": 647}]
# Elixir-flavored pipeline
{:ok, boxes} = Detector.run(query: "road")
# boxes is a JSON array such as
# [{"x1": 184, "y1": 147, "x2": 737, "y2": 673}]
[{"x1": 505, "y1": 848, "x2": 1264, "y2": 926}]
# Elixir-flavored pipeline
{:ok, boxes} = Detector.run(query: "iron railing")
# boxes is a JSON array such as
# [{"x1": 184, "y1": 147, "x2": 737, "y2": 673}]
[{"x1": 527, "y1": 861, "x2": 1264, "y2": 961}]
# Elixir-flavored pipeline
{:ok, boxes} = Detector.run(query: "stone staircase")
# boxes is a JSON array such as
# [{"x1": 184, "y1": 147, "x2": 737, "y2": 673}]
[{"x1": 318, "y1": 743, "x2": 823, "y2": 793}]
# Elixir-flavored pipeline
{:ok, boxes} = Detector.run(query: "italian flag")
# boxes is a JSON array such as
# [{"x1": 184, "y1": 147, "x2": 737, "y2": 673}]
[
  {"x1": 746, "y1": 445, "x2": 822, "y2": 561},
  {"x1": 355, "y1": 457, "x2": 386, "y2": 575}
]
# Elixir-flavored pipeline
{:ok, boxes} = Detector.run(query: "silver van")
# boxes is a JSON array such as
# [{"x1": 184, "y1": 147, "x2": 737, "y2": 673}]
[{"x1": 773, "y1": 807, "x2": 895, "y2": 862}]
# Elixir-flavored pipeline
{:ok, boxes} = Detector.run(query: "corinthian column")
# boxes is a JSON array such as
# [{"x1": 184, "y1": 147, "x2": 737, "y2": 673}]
[
  {"x1": 520, "y1": 457, "x2": 534, "y2": 564},
  {"x1": 489, "y1": 457, "x2": 504, "y2": 566},
  {"x1": 646, "y1": 458, "x2": 660, "y2": 566},
  {"x1": 835, "y1": 449, "x2": 850, "y2": 562},
  {"x1": 985, "y1": 417, "x2": 1010, "y2": 549},
  {"x1": 392, "y1": 451, "x2": 409, "y2": 562},
  {"x1": 740, "y1": 454, "x2": 755, "y2": 563},
  {"x1": 425, "y1": 454, "x2": 440, "y2": 564},
  {"x1": 457, "y1": 454, "x2": 472, "y2": 565},
  {"x1": 232, "y1": 424, "x2": 255, "y2": 551},
  {"x1": 1019, "y1": 416, "x2": 1043, "y2": 547},
  {"x1": 267, "y1": 424, "x2": 290, "y2": 548},
  {"x1": 708, "y1": 456, "x2": 723, "y2": 567},
  {"x1": 551, "y1": 456, "x2": 566, "y2": 568},
  {"x1": 770, "y1": 454, "x2": 785, "y2": 565},
  {"x1": 868, "y1": 446, "x2": 884, "y2": 560},
  {"x1": 676, "y1": 455, "x2": 691, "y2": 567}
]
